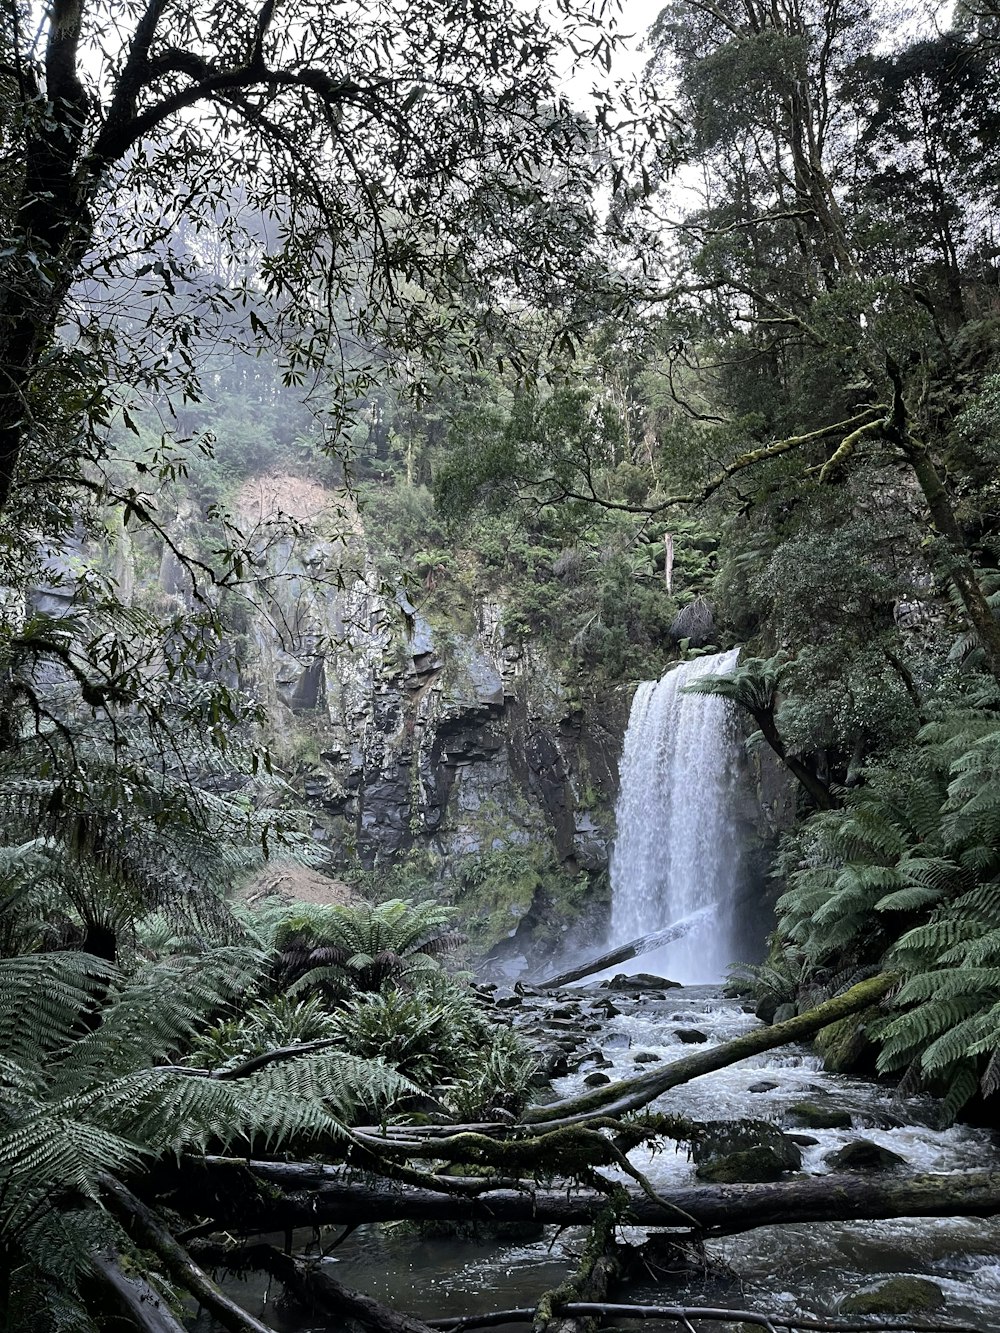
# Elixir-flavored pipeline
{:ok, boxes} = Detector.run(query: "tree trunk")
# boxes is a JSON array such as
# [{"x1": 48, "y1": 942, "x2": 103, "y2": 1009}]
[
  {"x1": 905, "y1": 444, "x2": 1000, "y2": 684},
  {"x1": 432, "y1": 1302, "x2": 979, "y2": 1333},
  {"x1": 521, "y1": 973, "x2": 894, "y2": 1127},
  {"x1": 533, "y1": 1202, "x2": 623, "y2": 1333},
  {"x1": 192, "y1": 1161, "x2": 1000, "y2": 1235},
  {"x1": 536, "y1": 909, "x2": 712, "y2": 989},
  {"x1": 99, "y1": 1175, "x2": 280, "y2": 1333},
  {"x1": 205, "y1": 1246, "x2": 439, "y2": 1333},
  {"x1": 87, "y1": 1252, "x2": 189, "y2": 1333}
]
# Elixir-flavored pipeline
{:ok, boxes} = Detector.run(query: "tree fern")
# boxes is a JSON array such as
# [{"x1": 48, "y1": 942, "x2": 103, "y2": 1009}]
[
  {"x1": 776, "y1": 698, "x2": 1000, "y2": 1116},
  {"x1": 0, "y1": 944, "x2": 412, "y2": 1327},
  {"x1": 271, "y1": 897, "x2": 467, "y2": 994}
]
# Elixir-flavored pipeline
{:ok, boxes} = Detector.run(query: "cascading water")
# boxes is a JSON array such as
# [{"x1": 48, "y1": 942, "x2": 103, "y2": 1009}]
[{"x1": 609, "y1": 648, "x2": 743, "y2": 984}]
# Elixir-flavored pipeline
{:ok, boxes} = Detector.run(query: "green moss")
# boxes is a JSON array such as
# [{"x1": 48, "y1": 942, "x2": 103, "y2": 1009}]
[
  {"x1": 839, "y1": 1277, "x2": 944, "y2": 1315},
  {"x1": 814, "y1": 1008, "x2": 877, "y2": 1074},
  {"x1": 785, "y1": 1101, "x2": 852, "y2": 1130}
]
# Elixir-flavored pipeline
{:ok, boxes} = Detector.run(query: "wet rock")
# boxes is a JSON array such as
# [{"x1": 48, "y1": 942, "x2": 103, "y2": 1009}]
[
  {"x1": 748, "y1": 1081, "x2": 779, "y2": 1093},
  {"x1": 633, "y1": 1052, "x2": 660, "y2": 1064},
  {"x1": 591, "y1": 999, "x2": 621, "y2": 1018},
  {"x1": 575, "y1": 1050, "x2": 605, "y2": 1067},
  {"x1": 839, "y1": 1277, "x2": 944, "y2": 1316},
  {"x1": 786, "y1": 1133, "x2": 819, "y2": 1147},
  {"x1": 550, "y1": 1006, "x2": 580, "y2": 1020},
  {"x1": 603, "y1": 972, "x2": 680, "y2": 992},
  {"x1": 772, "y1": 1001, "x2": 796, "y2": 1024},
  {"x1": 693, "y1": 1119, "x2": 802, "y2": 1184},
  {"x1": 674, "y1": 1028, "x2": 708, "y2": 1044},
  {"x1": 546, "y1": 1053, "x2": 570, "y2": 1077},
  {"x1": 825, "y1": 1139, "x2": 907, "y2": 1172},
  {"x1": 815, "y1": 1011, "x2": 878, "y2": 1075},
  {"x1": 603, "y1": 1032, "x2": 632, "y2": 1049},
  {"x1": 754, "y1": 994, "x2": 780, "y2": 1024},
  {"x1": 785, "y1": 1101, "x2": 852, "y2": 1130},
  {"x1": 493, "y1": 989, "x2": 522, "y2": 1010},
  {"x1": 584, "y1": 1071, "x2": 612, "y2": 1087}
]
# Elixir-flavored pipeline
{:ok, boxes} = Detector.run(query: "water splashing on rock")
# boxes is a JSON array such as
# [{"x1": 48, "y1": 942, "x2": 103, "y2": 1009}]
[{"x1": 610, "y1": 649, "x2": 744, "y2": 984}]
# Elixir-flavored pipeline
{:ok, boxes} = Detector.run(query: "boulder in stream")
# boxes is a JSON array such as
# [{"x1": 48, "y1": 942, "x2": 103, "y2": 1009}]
[
  {"x1": 839, "y1": 1277, "x2": 945, "y2": 1315},
  {"x1": 583, "y1": 1071, "x2": 612, "y2": 1087},
  {"x1": 825, "y1": 1139, "x2": 907, "y2": 1172},
  {"x1": 603, "y1": 972, "x2": 680, "y2": 992},
  {"x1": 693, "y1": 1119, "x2": 802, "y2": 1183},
  {"x1": 675, "y1": 1028, "x2": 708, "y2": 1043},
  {"x1": 633, "y1": 1051, "x2": 660, "y2": 1064},
  {"x1": 785, "y1": 1100, "x2": 853, "y2": 1130}
]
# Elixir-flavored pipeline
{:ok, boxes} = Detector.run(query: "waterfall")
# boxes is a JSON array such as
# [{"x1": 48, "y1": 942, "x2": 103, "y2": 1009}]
[{"x1": 610, "y1": 648, "x2": 743, "y2": 984}]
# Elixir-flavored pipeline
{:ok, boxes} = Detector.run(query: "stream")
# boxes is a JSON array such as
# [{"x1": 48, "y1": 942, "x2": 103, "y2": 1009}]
[{"x1": 200, "y1": 982, "x2": 1000, "y2": 1332}]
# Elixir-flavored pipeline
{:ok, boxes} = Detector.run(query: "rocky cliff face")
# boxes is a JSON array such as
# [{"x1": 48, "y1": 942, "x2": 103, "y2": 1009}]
[{"x1": 225, "y1": 477, "x2": 628, "y2": 964}]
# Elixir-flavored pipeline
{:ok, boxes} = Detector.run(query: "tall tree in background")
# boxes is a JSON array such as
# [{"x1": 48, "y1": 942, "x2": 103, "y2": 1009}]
[
  {"x1": 0, "y1": 0, "x2": 646, "y2": 520},
  {"x1": 641, "y1": 0, "x2": 1000, "y2": 679}
]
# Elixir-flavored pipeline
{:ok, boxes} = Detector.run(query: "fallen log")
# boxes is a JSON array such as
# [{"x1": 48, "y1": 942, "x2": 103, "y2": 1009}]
[
  {"x1": 195, "y1": 1159, "x2": 1000, "y2": 1235},
  {"x1": 192, "y1": 1243, "x2": 438, "y2": 1333},
  {"x1": 88, "y1": 1252, "x2": 189, "y2": 1333},
  {"x1": 430, "y1": 1304, "x2": 980, "y2": 1333},
  {"x1": 522, "y1": 972, "x2": 895, "y2": 1127},
  {"x1": 536, "y1": 909, "x2": 712, "y2": 990},
  {"x1": 100, "y1": 1175, "x2": 280, "y2": 1333}
]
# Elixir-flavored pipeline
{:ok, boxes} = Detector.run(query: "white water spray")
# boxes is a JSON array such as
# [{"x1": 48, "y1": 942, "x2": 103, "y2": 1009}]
[{"x1": 609, "y1": 649, "x2": 743, "y2": 984}]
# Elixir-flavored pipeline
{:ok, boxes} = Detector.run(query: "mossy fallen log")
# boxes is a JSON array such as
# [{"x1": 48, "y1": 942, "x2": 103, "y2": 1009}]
[
  {"x1": 100, "y1": 1175, "x2": 280, "y2": 1333},
  {"x1": 194, "y1": 1160, "x2": 1000, "y2": 1235},
  {"x1": 88, "y1": 1252, "x2": 189, "y2": 1333}
]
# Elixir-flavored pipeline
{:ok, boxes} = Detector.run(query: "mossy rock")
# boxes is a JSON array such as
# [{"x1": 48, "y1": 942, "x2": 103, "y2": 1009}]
[
  {"x1": 839, "y1": 1277, "x2": 945, "y2": 1315},
  {"x1": 814, "y1": 1008, "x2": 878, "y2": 1075},
  {"x1": 825, "y1": 1139, "x2": 906, "y2": 1172},
  {"x1": 693, "y1": 1119, "x2": 801, "y2": 1183},
  {"x1": 785, "y1": 1101, "x2": 852, "y2": 1130}
]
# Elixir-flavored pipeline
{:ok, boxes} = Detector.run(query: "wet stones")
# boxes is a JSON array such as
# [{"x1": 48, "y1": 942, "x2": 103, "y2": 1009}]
[
  {"x1": 748, "y1": 1080, "x2": 779, "y2": 1093},
  {"x1": 602, "y1": 972, "x2": 680, "y2": 992},
  {"x1": 633, "y1": 1051, "x2": 661, "y2": 1064},
  {"x1": 674, "y1": 1028, "x2": 709, "y2": 1043},
  {"x1": 583, "y1": 1071, "x2": 612, "y2": 1087}
]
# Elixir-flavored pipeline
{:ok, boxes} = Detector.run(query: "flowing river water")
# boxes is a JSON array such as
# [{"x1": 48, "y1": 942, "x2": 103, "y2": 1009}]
[
  {"x1": 203, "y1": 982, "x2": 1000, "y2": 1332},
  {"x1": 203, "y1": 658, "x2": 1000, "y2": 1329}
]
